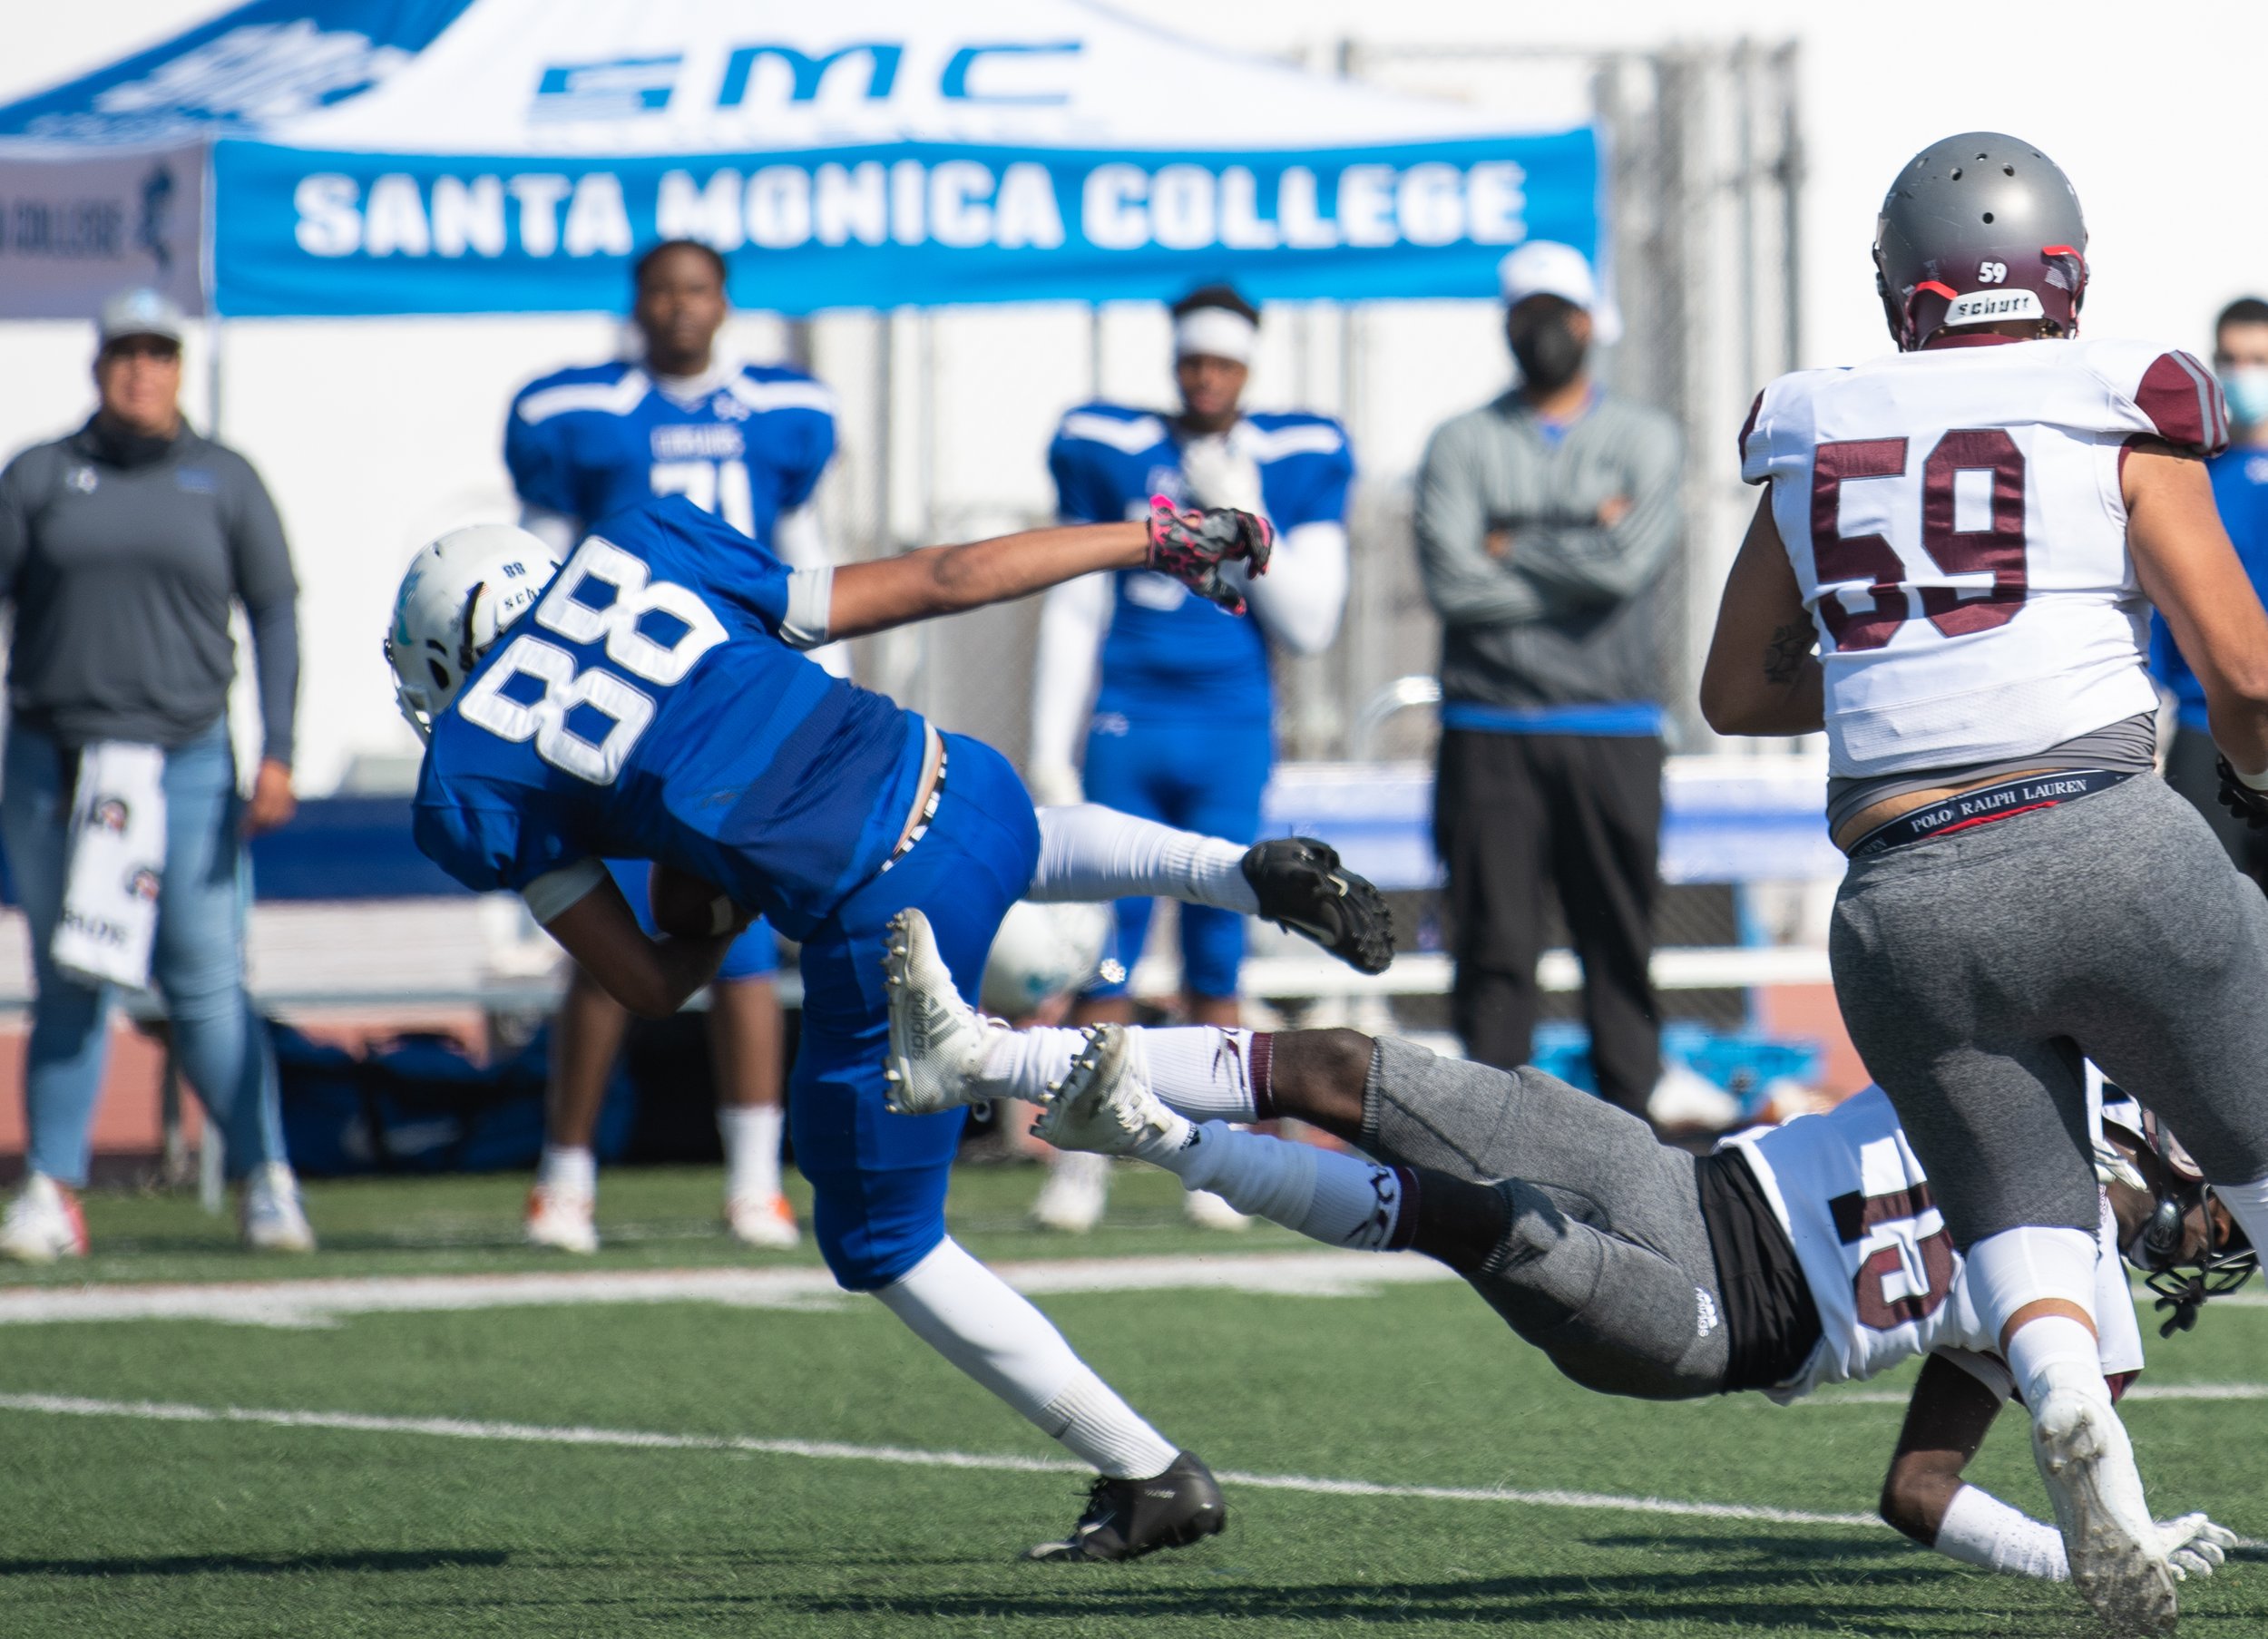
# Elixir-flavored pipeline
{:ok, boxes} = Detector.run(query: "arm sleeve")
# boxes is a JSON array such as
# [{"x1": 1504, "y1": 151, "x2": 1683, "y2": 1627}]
[
  {"x1": 225, "y1": 456, "x2": 301, "y2": 767},
  {"x1": 1413, "y1": 419, "x2": 1546, "y2": 628},
  {"x1": 1029, "y1": 573, "x2": 1111, "y2": 790},
  {"x1": 769, "y1": 504, "x2": 850, "y2": 676},
  {"x1": 1029, "y1": 803, "x2": 1259, "y2": 912},
  {"x1": 1509, "y1": 416, "x2": 1684, "y2": 607},
  {"x1": 1240, "y1": 522, "x2": 1349, "y2": 656},
  {"x1": 522, "y1": 857, "x2": 607, "y2": 924}
]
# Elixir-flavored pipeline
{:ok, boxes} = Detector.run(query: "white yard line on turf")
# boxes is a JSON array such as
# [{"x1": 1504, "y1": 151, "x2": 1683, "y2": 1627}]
[
  {"x1": 0, "y1": 1391, "x2": 1883, "y2": 1530},
  {"x1": 1810, "y1": 1383, "x2": 2268, "y2": 1405},
  {"x1": 0, "y1": 1251, "x2": 1460, "y2": 1329}
]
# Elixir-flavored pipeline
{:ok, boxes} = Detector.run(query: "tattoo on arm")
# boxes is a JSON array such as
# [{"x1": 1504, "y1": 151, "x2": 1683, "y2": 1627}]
[{"x1": 1763, "y1": 621, "x2": 1813, "y2": 686}]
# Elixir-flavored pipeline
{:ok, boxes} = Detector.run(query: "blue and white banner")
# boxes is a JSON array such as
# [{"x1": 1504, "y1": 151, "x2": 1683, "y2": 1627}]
[{"x1": 212, "y1": 131, "x2": 1598, "y2": 316}]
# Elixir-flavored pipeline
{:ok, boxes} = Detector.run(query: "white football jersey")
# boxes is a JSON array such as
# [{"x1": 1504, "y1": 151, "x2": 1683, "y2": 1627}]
[
  {"x1": 1725, "y1": 1088, "x2": 2143, "y2": 1404},
  {"x1": 1740, "y1": 337, "x2": 2227, "y2": 777}
]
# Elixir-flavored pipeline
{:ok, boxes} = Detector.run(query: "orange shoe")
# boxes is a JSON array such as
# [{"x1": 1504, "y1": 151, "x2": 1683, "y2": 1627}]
[
  {"x1": 524, "y1": 1184, "x2": 598, "y2": 1254},
  {"x1": 725, "y1": 1190, "x2": 799, "y2": 1250}
]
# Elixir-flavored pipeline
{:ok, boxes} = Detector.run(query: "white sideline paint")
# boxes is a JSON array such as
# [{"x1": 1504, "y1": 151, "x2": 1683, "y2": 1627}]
[
  {"x1": 1812, "y1": 1383, "x2": 2268, "y2": 1407},
  {"x1": 0, "y1": 1391, "x2": 1883, "y2": 1531},
  {"x1": 0, "y1": 1251, "x2": 1460, "y2": 1330}
]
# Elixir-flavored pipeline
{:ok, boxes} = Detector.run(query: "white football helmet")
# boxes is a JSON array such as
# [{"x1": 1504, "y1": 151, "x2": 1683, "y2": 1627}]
[
  {"x1": 981, "y1": 901, "x2": 1113, "y2": 1019},
  {"x1": 385, "y1": 524, "x2": 559, "y2": 740}
]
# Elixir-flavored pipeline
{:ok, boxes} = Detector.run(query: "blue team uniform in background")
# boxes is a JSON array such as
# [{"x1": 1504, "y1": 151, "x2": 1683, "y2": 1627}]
[
  {"x1": 1049, "y1": 404, "x2": 1353, "y2": 997},
  {"x1": 413, "y1": 499, "x2": 1040, "y2": 1288},
  {"x1": 504, "y1": 357, "x2": 836, "y2": 980},
  {"x1": 2150, "y1": 444, "x2": 2268, "y2": 728}
]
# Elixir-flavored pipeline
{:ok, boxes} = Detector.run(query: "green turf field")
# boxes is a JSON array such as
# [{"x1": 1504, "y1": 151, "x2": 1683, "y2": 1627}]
[{"x1": 1, "y1": 1163, "x2": 2263, "y2": 1637}]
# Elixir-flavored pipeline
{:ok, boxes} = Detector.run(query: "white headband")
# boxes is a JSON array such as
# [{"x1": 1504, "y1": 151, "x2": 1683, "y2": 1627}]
[{"x1": 1174, "y1": 307, "x2": 1257, "y2": 366}]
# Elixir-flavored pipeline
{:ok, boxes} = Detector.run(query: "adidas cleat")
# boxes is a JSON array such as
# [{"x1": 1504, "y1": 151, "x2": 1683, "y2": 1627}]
[
  {"x1": 1241, "y1": 838, "x2": 1393, "y2": 975},
  {"x1": 2030, "y1": 1388, "x2": 2178, "y2": 1634},
  {"x1": 1030, "y1": 1025, "x2": 1180, "y2": 1159},
  {"x1": 1025, "y1": 1449, "x2": 1227, "y2": 1563},
  {"x1": 883, "y1": 908, "x2": 1012, "y2": 1116}
]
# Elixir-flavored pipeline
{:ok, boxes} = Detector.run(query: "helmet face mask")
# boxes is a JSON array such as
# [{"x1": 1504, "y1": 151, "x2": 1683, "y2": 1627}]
[
  {"x1": 2104, "y1": 1107, "x2": 2261, "y2": 1338},
  {"x1": 385, "y1": 525, "x2": 560, "y2": 742},
  {"x1": 1873, "y1": 132, "x2": 2089, "y2": 351}
]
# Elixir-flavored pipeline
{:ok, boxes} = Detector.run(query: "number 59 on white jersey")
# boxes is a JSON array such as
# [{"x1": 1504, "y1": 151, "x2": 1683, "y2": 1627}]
[{"x1": 1739, "y1": 337, "x2": 2226, "y2": 778}]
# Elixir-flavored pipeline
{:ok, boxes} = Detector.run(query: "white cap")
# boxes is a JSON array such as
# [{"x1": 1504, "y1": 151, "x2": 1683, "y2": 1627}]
[
  {"x1": 97, "y1": 287, "x2": 188, "y2": 349},
  {"x1": 1496, "y1": 241, "x2": 1620, "y2": 346}
]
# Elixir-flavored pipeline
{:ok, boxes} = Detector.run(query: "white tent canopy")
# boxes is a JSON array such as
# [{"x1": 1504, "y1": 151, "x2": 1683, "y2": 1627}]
[{"x1": 0, "y1": 0, "x2": 1599, "y2": 317}]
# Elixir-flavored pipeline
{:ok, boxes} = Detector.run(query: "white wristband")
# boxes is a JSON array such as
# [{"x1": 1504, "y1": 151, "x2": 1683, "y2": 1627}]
[{"x1": 2234, "y1": 759, "x2": 2268, "y2": 793}]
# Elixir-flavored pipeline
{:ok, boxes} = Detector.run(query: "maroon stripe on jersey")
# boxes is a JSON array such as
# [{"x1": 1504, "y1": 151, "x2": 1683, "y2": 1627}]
[
  {"x1": 2136, "y1": 350, "x2": 2229, "y2": 454},
  {"x1": 1248, "y1": 1030, "x2": 1276, "y2": 1121},
  {"x1": 1828, "y1": 1180, "x2": 1937, "y2": 1244},
  {"x1": 1736, "y1": 389, "x2": 1766, "y2": 478}
]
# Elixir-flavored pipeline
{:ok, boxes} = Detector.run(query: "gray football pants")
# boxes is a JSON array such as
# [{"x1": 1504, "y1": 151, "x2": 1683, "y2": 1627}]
[
  {"x1": 1361, "y1": 1037, "x2": 1730, "y2": 1400},
  {"x1": 1831, "y1": 772, "x2": 2268, "y2": 1248}
]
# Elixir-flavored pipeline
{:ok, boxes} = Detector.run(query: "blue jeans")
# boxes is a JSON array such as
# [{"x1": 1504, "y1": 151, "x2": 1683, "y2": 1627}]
[
  {"x1": 1081, "y1": 717, "x2": 1273, "y2": 999},
  {"x1": 789, "y1": 733, "x2": 1041, "y2": 1289},
  {"x1": 1, "y1": 721, "x2": 285, "y2": 1185}
]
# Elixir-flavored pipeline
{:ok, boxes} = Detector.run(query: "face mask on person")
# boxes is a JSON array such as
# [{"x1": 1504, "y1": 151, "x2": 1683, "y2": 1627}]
[
  {"x1": 1510, "y1": 314, "x2": 1589, "y2": 394},
  {"x1": 2222, "y1": 366, "x2": 2268, "y2": 430}
]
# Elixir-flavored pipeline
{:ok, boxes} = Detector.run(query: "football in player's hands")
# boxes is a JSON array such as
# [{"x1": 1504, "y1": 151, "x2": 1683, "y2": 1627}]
[{"x1": 648, "y1": 863, "x2": 749, "y2": 940}]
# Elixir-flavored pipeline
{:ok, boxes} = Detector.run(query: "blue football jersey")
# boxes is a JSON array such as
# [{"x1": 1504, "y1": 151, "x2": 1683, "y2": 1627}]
[
  {"x1": 2151, "y1": 444, "x2": 2268, "y2": 727},
  {"x1": 412, "y1": 499, "x2": 925, "y2": 940},
  {"x1": 504, "y1": 359, "x2": 835, "y2": 546},
  {"x1": 1048, "y1": 405, "x2": 1354, "y2": 724}
]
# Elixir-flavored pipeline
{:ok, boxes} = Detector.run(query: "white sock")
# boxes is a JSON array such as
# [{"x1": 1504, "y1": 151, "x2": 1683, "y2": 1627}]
[
  {"x1": 1933, "y1": 1485, "x2": 2069, "y2": 1582},
  {"x1": 2211, "y1": 1174, "x2": 2268, "y2": 1264},
  {"x1": 874, "y1": 1238, "x2": 1178, "y2": 1478},
  {"x1": 1963, "y1": 1226, "x2": 2106, "y2": 1407},
  {"x1": 718, "y1": 1104, "x2": 783, "y2": 1201},
  {"x1": 1139, "y1": 1027, "x2": 1263, "y2": 1121},
  {"x1": 537, "y1": 1145, "x2": 595, "y2": 1198},
  {"x1": 2004, "y1": 1314, "x2": 2109, "y2": 1410},
  {"x1": 977, "y1": 1025, "x2": 1086, "y2": 1103},
  {"x1": 1030, "y1": 805, "x2": 1258, "y2": 912},
  {"x1": 1163, "y1": 1121, "x2": 1410, "y2": 1251}
]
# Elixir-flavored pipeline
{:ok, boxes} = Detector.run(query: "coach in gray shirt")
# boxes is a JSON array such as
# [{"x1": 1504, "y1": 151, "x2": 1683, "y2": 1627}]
[
  {"x1": 1415, "y1": 243, "x2": 1682, "y2": 1118},
  {"x1": 0, "y1": 288, "x2": 313, "y2": 1260}
]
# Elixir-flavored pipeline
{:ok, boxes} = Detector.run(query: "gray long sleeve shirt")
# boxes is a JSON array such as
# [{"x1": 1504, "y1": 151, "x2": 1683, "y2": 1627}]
[
  {"x1": 1414, "y1": 389, "x2": 1683, "y2": 710},
  {"x1": 0, "y1": 419, "x2": 299, "y2": 763}
]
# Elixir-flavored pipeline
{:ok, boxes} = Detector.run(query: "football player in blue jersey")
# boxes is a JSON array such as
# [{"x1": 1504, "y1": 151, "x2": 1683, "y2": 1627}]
[
  {"x1": 503, "y1": 239, "x2": 840, "y2": 1254},
  {"x1": 1027, "y1": 284, "x2": 1355, "y2": 1231},
  {"x1": 385, "y1": 496, "x2": 1392, "y2": 1561},
  {"x1": 2152, "y1": 296, "x2": 2268, "y2": 890}
]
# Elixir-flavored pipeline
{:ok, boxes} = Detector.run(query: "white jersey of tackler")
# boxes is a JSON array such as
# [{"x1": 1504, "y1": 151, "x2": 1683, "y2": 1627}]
[
  {"x1": 1739, "y1": 337, "x2": 2227, "y2": 778},
  {"x1": 1724, "y1": 1088, "x2": 2143, "y2": 1404}
]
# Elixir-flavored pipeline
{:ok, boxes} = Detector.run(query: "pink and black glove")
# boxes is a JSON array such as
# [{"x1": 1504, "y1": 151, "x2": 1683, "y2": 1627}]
[{"x1": 1146, "y1": 495, "x2": 1273, "y2": 614}]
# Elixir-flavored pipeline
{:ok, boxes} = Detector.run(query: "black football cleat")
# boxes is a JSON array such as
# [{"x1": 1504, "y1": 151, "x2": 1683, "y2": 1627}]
[
  {"x1": 1024, "y1": 1450, "x2": 1227, "y2": 1563},
  {"x1": 1241, "y1": 837, "x2": 1394, "y2": 975}
]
